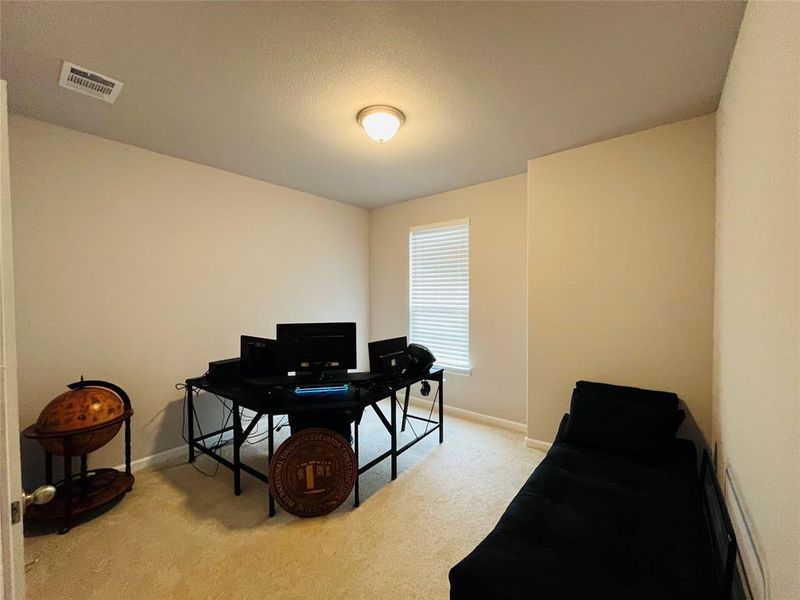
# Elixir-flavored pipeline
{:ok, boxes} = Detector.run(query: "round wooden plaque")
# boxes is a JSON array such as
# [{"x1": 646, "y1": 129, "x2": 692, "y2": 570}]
[{"x1": 269, "y1": 428, "x2": 356, "y2": 518}]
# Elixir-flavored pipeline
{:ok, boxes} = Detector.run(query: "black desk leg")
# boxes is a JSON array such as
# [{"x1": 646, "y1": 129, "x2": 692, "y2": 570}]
[
  {"x1": 233, "y1": 402, "x2": 242, "y2": 496},
  {"x1": 187, "y1": 383, "x2": 195, "y2": 463},
  {"x1": 401, "y1": 385, "x2": 410, "y2": 432},
  {"x1": 390, "y1": 391, "x2": 397, "y2": 480},
  {"x1": 439, "y1": 375, "x2": 444, "y2": 444},
  {"x1": 354, "y1": 417, "x2": 360, "y2": 508},
  {"x1": 267, "y1": 413, "x2": 275, "y2": 517}
]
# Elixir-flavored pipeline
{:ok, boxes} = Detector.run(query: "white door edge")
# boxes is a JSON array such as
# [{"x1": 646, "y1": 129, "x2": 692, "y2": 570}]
[{"x1": 0, "y1": 78, "x2": 26, "y2": 600}]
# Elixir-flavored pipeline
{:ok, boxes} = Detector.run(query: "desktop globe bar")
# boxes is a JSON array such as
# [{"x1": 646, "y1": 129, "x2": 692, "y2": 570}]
[{"x1": 23, "y1": 378, "x2": 134, "y2": 533}]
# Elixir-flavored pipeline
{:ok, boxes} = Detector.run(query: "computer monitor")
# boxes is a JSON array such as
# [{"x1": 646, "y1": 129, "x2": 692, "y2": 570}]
[
  {"x1": 368, "y1": 336, "x2": 408, "y2": 375},
  {"x1": 240, "y1": 335, "x2": 280, "y2": 378},
  {"x1": 276, "y1": 322, "x2": 357, "y2": 376}
]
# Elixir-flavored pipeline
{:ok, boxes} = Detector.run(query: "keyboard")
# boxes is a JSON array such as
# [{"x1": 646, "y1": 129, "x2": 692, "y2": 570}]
[{"x1": 293, "y1": 384, "x2": 350, "y2": 396}]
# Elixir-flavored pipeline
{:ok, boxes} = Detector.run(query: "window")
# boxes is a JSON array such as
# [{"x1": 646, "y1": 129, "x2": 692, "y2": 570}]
[{"x1": 409, "y1": 219, "x2": 470, "y2": 373}]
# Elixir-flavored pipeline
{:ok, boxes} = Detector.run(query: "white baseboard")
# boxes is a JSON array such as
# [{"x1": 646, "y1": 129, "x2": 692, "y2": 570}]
[
  {"x1": 524, "y1": 437, "x2": 552, "y2": 452},
  {"x1": 407, "y1": 396, "x2": 526, "y2": 434},
  {"x1": 113, "y1": 443, "x2": 188, "y2": 474}
]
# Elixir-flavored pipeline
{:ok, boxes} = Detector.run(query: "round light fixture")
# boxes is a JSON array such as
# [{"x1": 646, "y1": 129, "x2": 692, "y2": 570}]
[{"x1": 357, "y1": 105, "x2": 405, "y2": 143}]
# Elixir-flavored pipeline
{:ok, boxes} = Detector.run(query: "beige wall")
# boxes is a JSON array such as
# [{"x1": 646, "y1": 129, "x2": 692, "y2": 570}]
[
  {"x1": 9, "y1": 115, "x2": 369, "y2": 486},
  {"x1": 370, "y1": 175, "x2": 528, "y2": 424},
  {"x1": 527, "y1": 114, "x2": 716, "y2": 444},
  {"x1": 714, "y1": 2, "x2": 800, "y2": 597}
]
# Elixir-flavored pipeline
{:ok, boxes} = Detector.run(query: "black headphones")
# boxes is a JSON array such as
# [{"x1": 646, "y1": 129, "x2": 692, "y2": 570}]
[{"x1": 407, "y1": 343, "x2": 436, "y2": 374}]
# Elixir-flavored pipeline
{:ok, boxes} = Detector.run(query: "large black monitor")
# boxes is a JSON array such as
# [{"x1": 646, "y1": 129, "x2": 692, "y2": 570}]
[{"x1": 276, "y1": 322, "x2": 357, "y2": 376}]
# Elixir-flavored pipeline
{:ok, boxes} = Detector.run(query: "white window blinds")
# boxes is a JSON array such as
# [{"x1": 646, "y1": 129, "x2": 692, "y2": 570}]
[{"x1": 409, "y1": 220, "x2": 470, "y2": 372}]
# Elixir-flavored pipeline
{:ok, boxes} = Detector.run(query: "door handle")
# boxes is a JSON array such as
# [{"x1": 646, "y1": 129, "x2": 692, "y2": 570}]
[
  {"x1": 11, "y1": 485, "x2": 56, "y2": 524},
  {"x1": 23, "y1": 485, "x2": 56, "y2": 510}
]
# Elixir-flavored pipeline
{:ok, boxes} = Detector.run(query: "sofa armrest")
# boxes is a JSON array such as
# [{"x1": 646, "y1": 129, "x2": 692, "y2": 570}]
[{"x1": 553, "y1": 413, "x2": 570, "y2": 445}]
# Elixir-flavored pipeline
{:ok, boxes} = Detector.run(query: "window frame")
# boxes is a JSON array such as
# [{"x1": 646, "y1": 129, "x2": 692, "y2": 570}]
[{"x1": 408, "y1": 218, "x2": 471, "y2": 376}]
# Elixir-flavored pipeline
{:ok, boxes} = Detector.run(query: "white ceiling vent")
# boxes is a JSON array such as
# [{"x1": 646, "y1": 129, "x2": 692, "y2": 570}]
[{"x1": 58, "y1": 61, "x2": 123, "y2": 104}]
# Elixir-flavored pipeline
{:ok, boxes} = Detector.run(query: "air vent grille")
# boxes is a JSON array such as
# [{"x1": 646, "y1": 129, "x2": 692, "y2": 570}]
[{"x1": 59, "y1": 61, "x2": 123, "y2": 104}]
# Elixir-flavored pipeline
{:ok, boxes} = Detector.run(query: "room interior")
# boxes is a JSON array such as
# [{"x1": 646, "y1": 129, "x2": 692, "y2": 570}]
[{"x1": 0, "y1": 1, "x2": 797, "y2": 599}]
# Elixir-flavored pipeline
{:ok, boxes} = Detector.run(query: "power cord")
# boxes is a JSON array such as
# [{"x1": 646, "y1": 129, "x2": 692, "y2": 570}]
[
  {"x1": 176, "y1": 382, "x2": 230, "y2": 477},
  {"x1": 175, "y1": 381, "x2": 288, "y2": 476}
]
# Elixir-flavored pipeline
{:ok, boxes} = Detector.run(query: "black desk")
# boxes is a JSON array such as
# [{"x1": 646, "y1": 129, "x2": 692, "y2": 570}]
[{"x1": 184, "y1": 368, "x2": 444, "y2": 516}]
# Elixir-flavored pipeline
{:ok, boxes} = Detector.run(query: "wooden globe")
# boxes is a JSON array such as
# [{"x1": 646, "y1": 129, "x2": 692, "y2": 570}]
[{"x1": 25, "y1": 386, "x2": 131, "y2": 456}]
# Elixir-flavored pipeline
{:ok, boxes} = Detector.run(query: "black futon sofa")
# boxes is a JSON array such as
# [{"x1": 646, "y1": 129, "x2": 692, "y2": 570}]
[{"x1": 450, "y1": 381, "x2": 731, "y2": 600}]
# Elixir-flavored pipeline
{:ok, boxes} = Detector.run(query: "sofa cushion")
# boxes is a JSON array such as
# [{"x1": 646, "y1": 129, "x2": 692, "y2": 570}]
[
  {"x1": 561, "y1": 388, "x2": 684, "y2": 458},
  {"x1": 449, "y1": 440, "x2": 715, "y2": 600},
  {"x1": 575, "y1": 380, "x2": 680, "y2": 411}
]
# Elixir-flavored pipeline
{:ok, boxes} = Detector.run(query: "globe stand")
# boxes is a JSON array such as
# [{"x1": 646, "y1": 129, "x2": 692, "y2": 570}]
[
  {"x1": 26, "y1": 466, "x2": 134, "y2": 534},
  {"x1": 24, "y1": 379, "x2": 134, "y2": 534}
]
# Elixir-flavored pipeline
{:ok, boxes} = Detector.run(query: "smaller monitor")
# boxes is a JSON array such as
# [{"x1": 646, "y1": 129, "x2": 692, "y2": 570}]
[
  {"x1": 276, "y1": 322, "x2": 357, "y2": 375},
  {"x1": 240, "y1": 335, "x2": 280, "y2": 378},
  {"x1": 368, "y1": 336, "x2": 408, "y2": 375}
]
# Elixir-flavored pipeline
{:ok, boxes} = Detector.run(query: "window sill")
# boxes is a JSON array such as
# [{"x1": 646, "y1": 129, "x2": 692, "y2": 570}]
[{"x1": 437, "y1": 365, "x2": 472, "y2": 376}]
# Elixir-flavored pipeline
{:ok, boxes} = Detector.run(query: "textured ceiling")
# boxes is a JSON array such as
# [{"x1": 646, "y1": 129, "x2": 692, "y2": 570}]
[{"x1": 0, "y1": 1, "x2": 745, "y2": 208}]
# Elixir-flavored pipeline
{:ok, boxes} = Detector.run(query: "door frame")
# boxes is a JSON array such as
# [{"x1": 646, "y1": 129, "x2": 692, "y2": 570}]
[{"x1": 0, "y1": 78, "x2": 26, "y2": 600}]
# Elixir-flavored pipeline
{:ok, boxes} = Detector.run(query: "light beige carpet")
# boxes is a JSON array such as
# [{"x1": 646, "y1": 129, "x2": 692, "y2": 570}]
[{"x1": 24, "y1": 401, "x2": 544, "y2": 600}]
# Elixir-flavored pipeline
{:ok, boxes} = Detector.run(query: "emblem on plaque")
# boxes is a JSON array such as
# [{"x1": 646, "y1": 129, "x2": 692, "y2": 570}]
[{"x1": 269, "y1": 428, "x2": 356, "y2": 517}]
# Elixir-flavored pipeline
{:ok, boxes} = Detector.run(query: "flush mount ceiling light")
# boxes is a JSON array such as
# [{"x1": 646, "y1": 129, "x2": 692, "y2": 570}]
[{"x1": 357, "y1": 105, "x2": 405, "y2": 143}]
